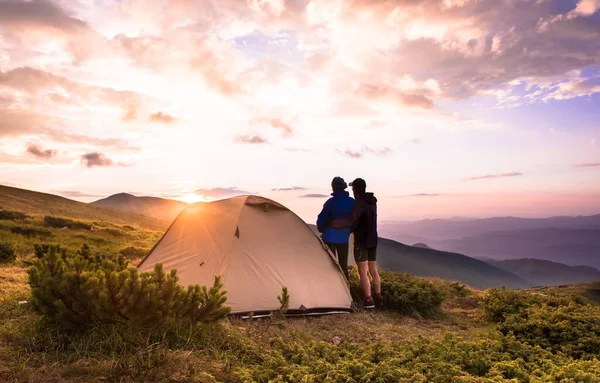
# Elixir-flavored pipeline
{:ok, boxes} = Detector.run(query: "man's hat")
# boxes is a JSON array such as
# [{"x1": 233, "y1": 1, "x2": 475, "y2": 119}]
[
  {"x1": 331, "y1": 176, "x2": 347, "y2": 191},
  {"x1": 349, "y1": 178, "x2": 366, "y2": 190}
]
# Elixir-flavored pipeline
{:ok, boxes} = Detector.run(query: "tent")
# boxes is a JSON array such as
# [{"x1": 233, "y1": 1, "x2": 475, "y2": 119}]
[{"x1": 138, "y1": 195, "x2": 353, "y2": 316}]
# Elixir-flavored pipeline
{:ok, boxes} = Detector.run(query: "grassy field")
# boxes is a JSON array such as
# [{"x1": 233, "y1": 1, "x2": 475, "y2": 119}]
[{"x1": 0, "y1": 191, "x2": 599, "y2": 382}]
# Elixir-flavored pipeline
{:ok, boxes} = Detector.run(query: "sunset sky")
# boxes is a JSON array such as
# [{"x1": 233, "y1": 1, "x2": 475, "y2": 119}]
[{"x1": 1, "y1": 0, "x2": 599, "y2": 221}]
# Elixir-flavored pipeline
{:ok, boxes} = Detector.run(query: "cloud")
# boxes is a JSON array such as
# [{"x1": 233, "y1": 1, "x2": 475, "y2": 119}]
[
  {"x1": 464, "y1": 172, "x2": 523, "y2": 181},
  {"x1": 401, "y1": 193, "x2": 444, "y2": 197},
  {"x1": 251, "y1": 117, "x2": 294, "y2": 137},
  {"x1": 286, "y1": 147, "x2": 313, "y2": 153},
  {"x1": 573, "y1": 163, "x2": 600, "y2": 168},
  {"x1": 340, "y1": 146, "x2": 393, "y2": 159},
  {"x1": 25, "y1": 143, "x2": 57, "y2": 159},
  {"x1": 149, "y1": 112, "x2": 176, "y2": 124},
  {"x1": 234, "y1": 134, "x2": 268, "y2": 144},
  {"x1": 0, "y1": 181, "x2": 21, "y2": 187},
  {"x1": 80, "y1": 152, "x2": 125, "y2": 168},
  {"x1": 341, "y1": 149, "x2": 363, "y2": 159},
  {"x1": 52, "y1": 190, "x2": 105, "y2": 198},
  {"x1": 272, "y1": 187, "x2": 307, "y2": 191},
  {"x1": 194, "y1": 187, "x2": 250, "y2": 198},
  {"x1": 410, "y1": 138, "x2": 422, "y2": 145},
  {"x1": 299, "y1": 193, "x2": 329, "y2": 198},
  {"x1": 357, "y1": 84, "x2": 434, "y2": 109}
]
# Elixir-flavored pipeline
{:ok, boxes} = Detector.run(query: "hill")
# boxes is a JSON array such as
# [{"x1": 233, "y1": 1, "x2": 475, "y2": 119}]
[
  {"x1": 309, "y1": 225, "x2": 530, "y2": 289},
  {"x1": 0, "y1": 185, "x2": 166, "y2": 231},
  {"x1": 437, "y1": 228, "x2": 600, "y2": 269},
  {"x1": 92, "y1": 193, "x2": 187, "y2": 223},
  {"x1": 482, "y1": 258, "x2": 600, "y2": 287},
  {"x1": 373, "y1": 238, "x2": 531, "y2": 289}
]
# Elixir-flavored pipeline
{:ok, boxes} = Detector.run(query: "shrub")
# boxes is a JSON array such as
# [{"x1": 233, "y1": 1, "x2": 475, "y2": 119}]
[
  {"x1": 43, "y1": 216, "x2": 92, "y2": 230},
  {"x1": 119, "y1": 246, "x2": 148, "y2": 259},
  {"x1": 348, "y1": 267, "x2": 444, "y2": 317},
  {"x1": 102, "y1": 228, "x2": 126, "y2": 237},
  {"x1": 482, "y1": 287, "x2": 600, "y2": 358},
  {"x1": 0, "y1": 242, "x2": 16, "y2": 263},
  {"x1": 10, "y1": 225, "x2": 52, "y2": 237},
  {"x1": 0, "y1": 209, "x2": 28, "y2": 220},
  {"x1": 28, "y1": 244, "x2": 231, "y2": 329}
]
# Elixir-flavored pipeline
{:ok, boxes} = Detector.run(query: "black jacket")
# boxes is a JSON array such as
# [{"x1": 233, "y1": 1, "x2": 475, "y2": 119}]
[{"x1": 330, "y1": 192, "x2": 378, "y2": 248}]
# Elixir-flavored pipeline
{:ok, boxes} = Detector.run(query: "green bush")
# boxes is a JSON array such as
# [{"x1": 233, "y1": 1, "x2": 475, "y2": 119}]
[
  {"x1": 349, "y1": 267, "x2": 444, "y2": 317},
  {"x1": 0, "y1": 209, "x2": 28, "y2": 220},
  {"x1": 11, "y1": 225, "x2": 52, "y2": 237},
  {"x1": 482, "y1": 288, "x2": 600, "y2": 358},
  {"x1": 231, "y1": 332, "x2": 600, "y2": 382},
  {"x1": 119, "y1": 246, "x2": 148, "y2": 259},
  {"x1": 28, "y1": 244, "x2": 231, "y2": 329},
  {"x1": 44, "y1": 216, "x2": 92, "y2": 230},
  {"x1": 0, "y1": 242, "x2": 16, "y2": 263}
]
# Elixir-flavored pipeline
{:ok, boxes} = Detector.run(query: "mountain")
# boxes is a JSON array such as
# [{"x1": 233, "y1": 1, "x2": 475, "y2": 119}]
[
  {"x1": 373, "y1": 238, "x2": 531, "y2": 290},
  {"x1": 92, "y1": 193, "x2": 188, "y2": 222},
  {"x1": 379, "y1": 214, "x2": 600, "y2": 241},
  {"x1": 483, "y1": 258, "x2": 600, "y2": 287},
  {"x1": 437, "y1": 228, "x2": 600, "y2": 269},
  {"x1": 0, "y1": 185, "x2": 165, "y2": 231},
  {"x1": 309, "y1": 225, "x2": 530, "y2": 289}
]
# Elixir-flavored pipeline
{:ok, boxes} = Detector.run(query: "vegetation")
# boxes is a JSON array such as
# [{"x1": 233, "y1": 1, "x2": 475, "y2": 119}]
[
  {"x1": 481, "y1": 287, "x2": 600, "y2": 358},
  {"x1": 0, "y1": 242, "x2": 16, "y2": 263},
  {"x1": 0, "y1": 209, "x2": 28, "y2": 221},
  {"x1": 10, "y1": 225, "x2": 52, "y2": 238},
  {"x1": 1, "y1": 195, "x2": 599, "y2": 381},
  {"x1": 43, "y1": 216, "x2": 92, "y2": 231},
  {"x1": 348, "y1": 267, "x2": 445, "y2": 317},
  {"x1": 29, "y1": 244, "x2": 230, "y2": 329}
]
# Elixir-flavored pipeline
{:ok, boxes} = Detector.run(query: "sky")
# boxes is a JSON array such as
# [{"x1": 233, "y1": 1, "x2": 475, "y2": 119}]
[{"x1": 0, "y1": 0, "x2": 599, "y2": 222}]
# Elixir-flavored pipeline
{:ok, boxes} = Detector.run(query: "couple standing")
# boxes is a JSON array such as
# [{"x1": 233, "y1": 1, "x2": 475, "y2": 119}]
[{"x1": 317, "y1": 177, "x2": 382, "y2": 309}]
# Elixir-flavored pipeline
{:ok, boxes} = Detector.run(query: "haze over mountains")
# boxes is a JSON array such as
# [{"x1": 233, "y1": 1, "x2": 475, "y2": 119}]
[{"x1": 379, "y1": 215, "x2": 600, "y2": 269}]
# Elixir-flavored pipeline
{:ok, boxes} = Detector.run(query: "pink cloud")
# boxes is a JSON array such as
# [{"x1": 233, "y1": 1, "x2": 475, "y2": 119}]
[
  {"x1": 573, "y1": 163, "x2": 600, "y2": 168},
  {"x1": 464, "y1": 172, "x2": 523, "y2": 181},
  {"x1": 149, "y1": 112, "x2": 176, "y2": 124},
  {"x1": 234, "y1": 135, "x2": 268, "y2": 144},
  {"x1": 80, "y1": 152, "x2": 126, "y2": 168},
  {"x1": 26, "y1": 143, "x2": 57, "y2": 159}
]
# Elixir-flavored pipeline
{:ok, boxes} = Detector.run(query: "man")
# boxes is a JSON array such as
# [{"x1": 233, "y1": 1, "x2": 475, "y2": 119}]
[
  {"x1": 330, "y1": 178, "x2": 381, "y2": 309},
  {"x1": 317, "y1": 177, "x2": 354, "y2": 281}
]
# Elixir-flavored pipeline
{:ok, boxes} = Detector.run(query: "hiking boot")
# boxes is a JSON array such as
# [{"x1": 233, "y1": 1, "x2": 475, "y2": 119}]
[
  {"x1": 374, "y1": 293, "x2": 384, "y2": 309},
  {"x1": 364, "y1": 296, "x2": 375, "y2": 310}
]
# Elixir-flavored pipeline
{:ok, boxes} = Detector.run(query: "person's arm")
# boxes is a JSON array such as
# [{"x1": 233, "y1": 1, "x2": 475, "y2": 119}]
[
  {"x1": 316, "y1": 200, "x2": 331, "y2": 233},
  {"x1": 328, "y1": 200, "x2": 366, "y2": 229}
]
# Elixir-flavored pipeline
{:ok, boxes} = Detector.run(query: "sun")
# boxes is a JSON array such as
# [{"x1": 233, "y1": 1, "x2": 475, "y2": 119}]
[{"x1": 178, "y1": 193, "x2": 206, "y2": 204}]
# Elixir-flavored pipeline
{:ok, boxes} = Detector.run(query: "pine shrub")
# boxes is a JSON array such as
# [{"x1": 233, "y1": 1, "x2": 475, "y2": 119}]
[
  {"x1": 119, "y1": 246, "x2": 148, "y2": 259},
  {"x1": 28, "y1": 244, "x2": 230, "y2": 329},
  {"x1": 11, "y1": 225, "x2": 52, "y2": 237},
  {"x1": 348, "y1": 267, "x2": 444, "y2": 317},
  {"x1": 43, "y1": 216, "x2": 92, "y2": 230},
  {"x1": 0, "y1": 209, "x2": 28, "y2": 220},
  {"x1": 0, "y1": 242, "x2": 16, "y2": 263}
]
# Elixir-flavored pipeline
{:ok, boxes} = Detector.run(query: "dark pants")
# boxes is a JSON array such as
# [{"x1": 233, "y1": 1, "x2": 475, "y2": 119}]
[{"x1": 326, "y1": 242, "x2": 349, "y2": 281}]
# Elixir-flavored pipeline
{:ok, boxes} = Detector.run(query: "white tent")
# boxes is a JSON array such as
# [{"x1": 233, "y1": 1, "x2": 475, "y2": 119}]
[{"x1": 138, "y1": 195, "x2": 353, "y2": 315}]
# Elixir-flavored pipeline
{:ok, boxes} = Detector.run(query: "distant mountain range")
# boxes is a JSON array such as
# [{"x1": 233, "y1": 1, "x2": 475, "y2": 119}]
[
  {"x1": 92, "y1": 193, "x2": 187, "y2": 222},
  {"x1": 481, "y1": 258, "x2": 600, "y2": 287},
  {"x1": 379, "y1": 215, "x2": 600, "y2": 269},
  {"x1": 308, "y1": 225, "x2": 530, "y2": 289}
]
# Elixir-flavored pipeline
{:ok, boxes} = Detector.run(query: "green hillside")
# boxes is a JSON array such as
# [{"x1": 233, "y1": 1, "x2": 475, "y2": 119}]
[{"x1": 0, "y1": 185, "x2": 166, "y2": 231}]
